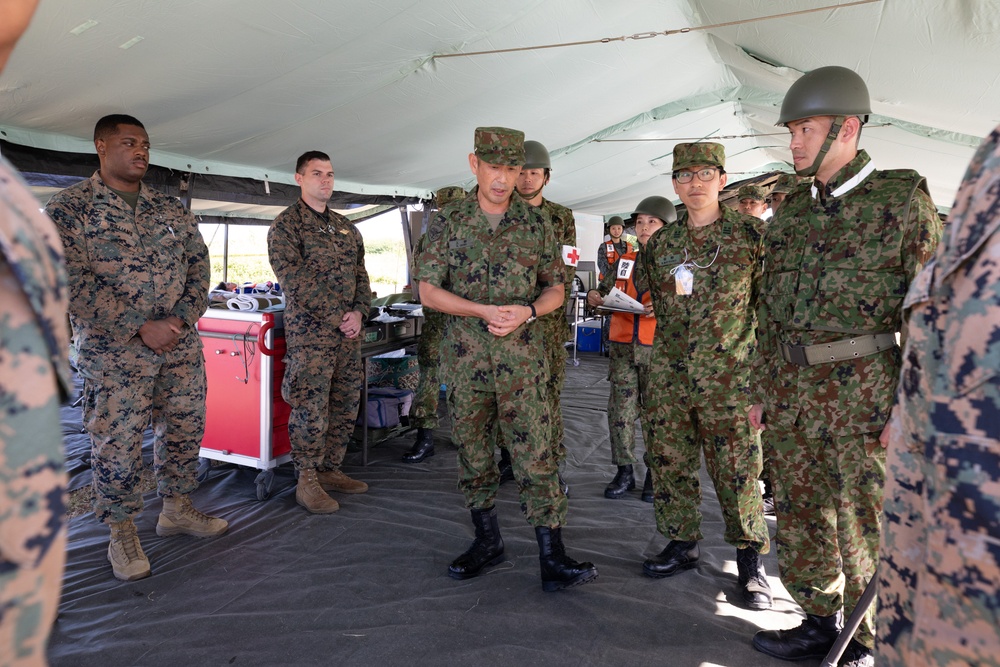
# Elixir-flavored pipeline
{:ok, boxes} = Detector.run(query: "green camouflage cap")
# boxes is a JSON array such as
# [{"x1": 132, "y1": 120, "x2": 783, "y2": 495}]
[
  {"x1": 474, "y1": 126, "x2": 525, "y2": 166},
  {"x1": 737, "y1": 185, "x2": 767, "y2": 201},
  {"x1": 433, "y1": 186, "x2": 466, "y2": 207},
  {"x1": 771, "y1": 173, "x2": 809, "y2": 194},
  {"x1": 672, "y1": 142, "x2": 725, "y2": 171}
]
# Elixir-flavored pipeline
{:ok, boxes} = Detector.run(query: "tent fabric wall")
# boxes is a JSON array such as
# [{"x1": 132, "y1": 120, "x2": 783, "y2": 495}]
[{"x1": 1, "y1": 1, "x2": 998, "y2": 217}]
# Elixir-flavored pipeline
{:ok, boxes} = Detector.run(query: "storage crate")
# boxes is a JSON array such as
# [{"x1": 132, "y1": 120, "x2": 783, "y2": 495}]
[
  {"x1": 366, "y1": 354, "x2": 419, "y2": 390},
  {"x1": 576, "y1": 320, "x2": 602, "y2": 352}
]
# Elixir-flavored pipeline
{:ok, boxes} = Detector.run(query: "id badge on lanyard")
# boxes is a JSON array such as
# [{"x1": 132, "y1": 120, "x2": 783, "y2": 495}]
[{"x1": 674, "y1": 265, "x2": 693, "y2": 295}]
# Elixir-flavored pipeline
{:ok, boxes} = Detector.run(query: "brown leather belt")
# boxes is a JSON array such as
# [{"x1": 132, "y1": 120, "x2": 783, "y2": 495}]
[{"x1": 780, "y1": 333, "x2": 897, "y2": 367}]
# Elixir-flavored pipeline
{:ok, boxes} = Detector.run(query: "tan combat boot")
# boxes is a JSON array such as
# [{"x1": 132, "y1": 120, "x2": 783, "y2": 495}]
[
  {"x1": 108, "y1": 519, "x2": 151, "y2": 581},
  {"x1": 296, "y1": 469, "x2": 340, "y2": 514},
  {"x1": 157, "y1": 495, "x2": 229, "y2": 537},
  {"x1": 317, "y1": 469, "x2": 368, "y2": 494}
]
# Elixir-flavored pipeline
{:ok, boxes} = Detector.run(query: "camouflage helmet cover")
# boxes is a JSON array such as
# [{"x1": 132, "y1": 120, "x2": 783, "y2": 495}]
[
  {"x1": 771, "y1": 173, "x2": 809, "y2": 194},
  {"x1": 672, "y1": 142, "x2": 726, "y2": 171},
  {"x1": 474, "y1": 126, "x2": 525, "y2": 166},
  {"x1": 737, "y1": 185, "x2": 767, "y2": 201},
  {"x1": 433, "y1": 186, "x2": 467, "y2": 208}
]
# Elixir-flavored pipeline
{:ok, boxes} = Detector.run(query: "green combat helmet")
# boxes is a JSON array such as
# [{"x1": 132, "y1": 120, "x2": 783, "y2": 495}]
[
  {"x1": 434, "y1": 186, "x2": 467, "y2": 208},
  {"x1": 777, "y1": 65, "x2": 871, "y2": 177},
  {"x1": 631, "y1": 196, "x2": 677, "y2": 224},
  {"x1": 605, "y1": 215, "x2": 625, "y2": 231},
  {"x1": 523, "y1": 140, "x2": 552, "y2": 170}
]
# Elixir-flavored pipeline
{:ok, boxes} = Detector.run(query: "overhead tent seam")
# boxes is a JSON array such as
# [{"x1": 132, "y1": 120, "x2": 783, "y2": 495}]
[{"x1": 432, "y1": 0, "x2": 883, "y2": 59}]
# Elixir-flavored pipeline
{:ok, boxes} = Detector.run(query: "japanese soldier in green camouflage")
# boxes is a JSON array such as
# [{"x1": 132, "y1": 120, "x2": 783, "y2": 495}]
[
  {"x1": 736, "y1": 184, "x2": 768, "y2": 219},
  {"x1": 513, "y1": 140, "x2": 577, "y2": 495},
  {"x1": 587, "y1": 196, "x2": 675, "y2": 502},
  {"x1": 415, "y1": 127, "x2": 597, "y2": 591},
  {"x1": 749, "y1": 66, "x2": 942, "y2": 667},
  {"x1": 402, "y1": 186, "x2": 466, "y2": 463},
  {"x1": 768, "y1": 173, "x2": 809, "y2": 215},
  {"x1": 0, "y1": 1, "x2": 70, "y2": 659},
  {"x1": 876, "y1": 124, "x2": 1000, "y2": 666},
  {"x1": 641, "y1": 142, "x2": 772, "y2": 611},
  {"x1": 268, "y1": 151, "x2": 372, "y2": 513},
  {"x1": 47, "y1": 114, "x2": 228, "y2": 583}
]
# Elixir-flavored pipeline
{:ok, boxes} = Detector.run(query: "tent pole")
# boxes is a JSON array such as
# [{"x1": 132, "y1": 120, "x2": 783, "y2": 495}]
[
  {"x1": 222, "y1": 222, "x2": 229, "y2": 284},
  {"x1": 399, "y1": 205, "x2": 413, "y2": 294}
]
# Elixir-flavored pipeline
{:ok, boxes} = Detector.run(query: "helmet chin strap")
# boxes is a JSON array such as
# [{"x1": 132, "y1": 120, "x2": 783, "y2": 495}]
[
  {"x1": 795, "y1": 115, "x2": 844, "y2": 178},
  {"x1": 519, "y1": 185, "x2": 544, "y2": 200}
]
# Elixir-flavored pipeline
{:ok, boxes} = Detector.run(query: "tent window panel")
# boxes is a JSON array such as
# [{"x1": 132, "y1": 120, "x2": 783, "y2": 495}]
[
  {"x1": 199, "y1": 222, "x2": 275, "y2": 289},
  {"x1": 356, "y1": 209, "x2": 410, "y2": 301}
]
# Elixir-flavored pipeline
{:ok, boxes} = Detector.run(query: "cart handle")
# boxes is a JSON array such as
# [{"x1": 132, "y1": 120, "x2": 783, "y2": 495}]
[{"x1": 258, "y1": 320, "x2": 275, "y2": 356}]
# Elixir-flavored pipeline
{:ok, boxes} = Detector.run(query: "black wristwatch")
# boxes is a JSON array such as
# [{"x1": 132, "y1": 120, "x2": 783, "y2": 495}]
[{"x1": 526, "y1": 303, "x2": 537, "y2": 323}]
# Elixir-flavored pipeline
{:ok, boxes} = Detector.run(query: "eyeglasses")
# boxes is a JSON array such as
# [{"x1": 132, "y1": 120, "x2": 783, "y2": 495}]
[{"x1": 673, "y1": 168, "x2": 720, "y2": 184}]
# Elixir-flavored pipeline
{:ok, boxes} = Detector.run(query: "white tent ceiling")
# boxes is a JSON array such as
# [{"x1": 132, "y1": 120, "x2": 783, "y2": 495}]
[{"x1": 1, "y1": 0, "x2": 998, "y2": 217}]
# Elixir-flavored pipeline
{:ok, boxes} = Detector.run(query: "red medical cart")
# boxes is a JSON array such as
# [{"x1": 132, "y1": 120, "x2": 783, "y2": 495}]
[{"x1": 197, "y1": 309, "x2": 290, "y2": 499}]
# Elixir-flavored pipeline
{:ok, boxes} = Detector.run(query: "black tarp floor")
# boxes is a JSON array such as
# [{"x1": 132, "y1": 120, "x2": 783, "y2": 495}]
[{"x1": 50, "y1": 352, "x2": 828, "y2": 667}]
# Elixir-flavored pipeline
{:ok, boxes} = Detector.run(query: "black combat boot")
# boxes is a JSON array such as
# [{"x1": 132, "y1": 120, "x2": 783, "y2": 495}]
[
  {"x1": 642, "y1": 540, "x2": 699, "y2": 578},
  {"x1": 752, "y1": 611, "x2": 843, "y2": 660},
  {"x1": 535, "y1": 526, "x2": 598, "y2": 592},
  {"x1": 736, "y1": 547, "x2": 773, "y2": 610},
  {"x1": 448, "y1": 506, "x2": 504, "y2": 580},
  {"x1": 641, "y1": 468, "x2": 654, "y2": 503},
  {"x1": 497, "y1": 448, "x2": 514, "y2": 484},
  {"x1": 402, "y1": 428, "x2": 435, "y2": 463},
  {"x1": 604, "y1": 464, "x2": 635, "y2": 499},
  {"x1": 761, "y1": 477, "x2": 775, "y2": 516}
]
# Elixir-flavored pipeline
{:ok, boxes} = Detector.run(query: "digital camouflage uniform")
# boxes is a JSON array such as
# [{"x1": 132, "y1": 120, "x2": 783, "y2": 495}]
[
  {"x1": 415, "y1": 185, "x2": 568, "y2": 527},
  {"x1": 876, "y1": 125, "x2": 1000, "y2": 666},
  {"x1": 267, "y1": 199, "x2": 371, "y2": 472},
  {"x1": 47, "y1": 172, "x2": 210, "y2": 524},
  {"x1": 594, "y1": 251, "x2": 654, "y2": 466},
  {"x1": 753, "y1": 149, "x2": 942, "y2": 648},
  {"x1": 0, "y1": 156, "x2": 70, "y2": 666},
  {"x1": 643, "y1": 201, "x2": 769, "y2": 553}
]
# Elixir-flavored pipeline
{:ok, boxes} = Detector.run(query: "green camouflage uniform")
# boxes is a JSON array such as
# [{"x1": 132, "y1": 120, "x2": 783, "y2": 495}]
[
  {"x1": 643, "y1": 202, "x2": 769, "y2": 553},
  {"x1": 0, "y1": 156, "x2": 70, "y2": 666},
  {"x1": 411, "y1": 230, "x2": 445, "y2": 431},
  {"x1": 268, "y1": 199, "x2": 371, "y2": 472},
  {"x1": 753, "y1": 149, "x2": 942, "y2": 648},
  {"x1": 876, "y1": 125, "x2": 1000, "y2": 666},
  {"x1": 594, "y1": 252, "x2": 654, "y2": 466},
  {"x1": 47, "y1": 172, "x2": 210, "y2": 524},
  {"x1": 414, "y1": 181, "x2": 568, "y2": 527},
  {"x1": 537, "y1": 198, "x2": 576, "y2": 459}
]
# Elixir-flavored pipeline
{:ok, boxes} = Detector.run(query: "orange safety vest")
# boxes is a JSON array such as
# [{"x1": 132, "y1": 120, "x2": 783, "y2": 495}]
[
  {"x1": 600, "y1": 239, "x2": 634, "y2": 279},
  {"x1": 609, "y1": 251, "x2": 655, "y2": 346}
]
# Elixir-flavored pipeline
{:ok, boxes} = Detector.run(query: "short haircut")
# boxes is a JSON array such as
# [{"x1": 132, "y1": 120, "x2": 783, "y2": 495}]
[
  {"x1": 296, "y1": 151, "x2": 332, "y2": 174},
  {"x1": 94, "y1": 114, "x2": 145, "y2": 142}
]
